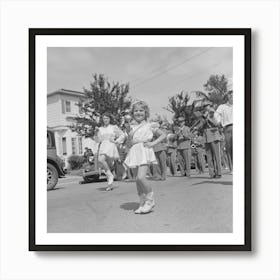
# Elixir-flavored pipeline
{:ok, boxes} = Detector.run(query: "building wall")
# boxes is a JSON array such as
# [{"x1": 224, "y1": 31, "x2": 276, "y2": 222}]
[
  {"x1": 47, "y1": 92, "x2": 97, "y2": 168},
  {"x1": 47, "y1": 94, "x2": 61, "y2": 127}
]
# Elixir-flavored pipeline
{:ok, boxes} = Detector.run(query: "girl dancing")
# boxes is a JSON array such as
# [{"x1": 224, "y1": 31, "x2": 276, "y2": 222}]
[
  {"x1": 124, "y1": 101, "x2": 166, "y2": 214},
  {"x1": 96, "y1": 113, "x2": 124, "y2": 191}
]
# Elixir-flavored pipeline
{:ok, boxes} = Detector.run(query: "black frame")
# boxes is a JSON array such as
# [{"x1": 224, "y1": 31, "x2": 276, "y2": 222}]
[{"x1": 29, "y1": 28, "x2": 251, "y2": 251}]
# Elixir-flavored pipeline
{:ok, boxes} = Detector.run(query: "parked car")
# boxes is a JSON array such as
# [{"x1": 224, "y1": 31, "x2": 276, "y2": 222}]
[{"x1": 47, "y1": 129, "x2": 65, "y2": 190}]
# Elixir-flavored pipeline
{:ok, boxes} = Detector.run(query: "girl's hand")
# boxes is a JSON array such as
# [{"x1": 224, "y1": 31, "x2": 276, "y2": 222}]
[{"x1": 144, "y1": 142, "x2": 154, "y2": 148}]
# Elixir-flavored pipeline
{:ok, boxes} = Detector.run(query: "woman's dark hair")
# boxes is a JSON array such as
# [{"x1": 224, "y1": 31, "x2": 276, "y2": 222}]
[
  {"x1": 224, "y1": 90, "x2": 233, "y2": 103},
  {"x1": 100, "y1": 113, "x2": 114, "y2": 125}
]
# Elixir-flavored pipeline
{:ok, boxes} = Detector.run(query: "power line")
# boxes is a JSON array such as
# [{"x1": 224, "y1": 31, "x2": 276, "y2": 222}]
[
  {"x1": 128, "y1": 49, "x2": 177, "y2": 84},
  {"x1": 130, "y1": 47, "x2": 213, "y2": 88},
  {"x1": 134, "y1": 59, "x2": 230, "y2": 99}
]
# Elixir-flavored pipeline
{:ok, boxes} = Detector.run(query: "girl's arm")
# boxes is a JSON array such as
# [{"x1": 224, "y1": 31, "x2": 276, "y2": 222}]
[
  {"x1": 113, "y1": 125, "x2": 125, "y2": 144},
  {"x1": 144, "y1": 128, "x2": 166, "y2": 148}
]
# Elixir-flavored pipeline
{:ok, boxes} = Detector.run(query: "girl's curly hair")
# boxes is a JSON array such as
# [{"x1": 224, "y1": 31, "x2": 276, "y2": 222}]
[{"x1": 131, "y1": 101, "x2": 150, "y2": 120}]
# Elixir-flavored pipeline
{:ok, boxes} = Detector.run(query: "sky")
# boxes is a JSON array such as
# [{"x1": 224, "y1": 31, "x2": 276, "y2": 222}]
[{"x1": 47, "y1": 47, "x2": 232, "y2": 120}]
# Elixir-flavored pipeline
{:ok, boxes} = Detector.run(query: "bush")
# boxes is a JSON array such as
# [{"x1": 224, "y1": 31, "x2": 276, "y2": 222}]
[{"x1": 67, "y1": 155, "x2": 85, "y2": 170}]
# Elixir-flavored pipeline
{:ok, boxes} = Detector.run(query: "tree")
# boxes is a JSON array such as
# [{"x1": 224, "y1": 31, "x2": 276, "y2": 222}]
[
  {"x1": 202, "y1": 74, "x2": 229, "y2": 106},
  {"x1": 164, "y1": 91, "x2": 194, "y2": 126},
  {"x1": 69, "y1": 74, "x2": 132, "y2": 138}
]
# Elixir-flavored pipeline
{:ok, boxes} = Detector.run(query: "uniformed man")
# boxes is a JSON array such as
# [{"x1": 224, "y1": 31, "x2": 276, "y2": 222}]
[
  {"x1": 203, "y1": 107, "x2": 222, "y2": 178},
  {"x1": 166, "y1": 130, "x2": 178, "y2": 176},
  {"x1": 152, "y1": 122, "x2": 168, "y2": 180},
  {"x1": 175, "y1": 116, "x2": 192, "y2": 177},
  {"x1": 192, "y1": 129, "x2": 206, "y2": 174}
]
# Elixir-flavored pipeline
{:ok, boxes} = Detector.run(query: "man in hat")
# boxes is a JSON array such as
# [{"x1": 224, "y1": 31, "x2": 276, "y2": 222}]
[
  {"x1": 152, "y1": 122, "x2": 168, "y2": 180},
  {"x1": 166, "y1": 129, "x2": 178, "y2": 176},
  {"x1": 192, "y1": 128, "x2": 206, "y2": 174},
  {"x1": 176, "y1": 116, "x2": 192, "y2": 177},
  {"x1": 203, "y1": 106, "x2": 222, "y2": 178},
  {"x1": 215, "y1": 90, "x2": 233, "y2": 173}
]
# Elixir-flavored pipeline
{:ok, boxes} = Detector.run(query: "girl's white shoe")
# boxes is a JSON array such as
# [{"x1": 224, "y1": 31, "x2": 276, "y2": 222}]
[
  {"x1": 134, "y1": 194, "x2": 146, "y2": 214},
  {"x1": 138, "y1": 192, "x2": 155, "y2": 214},
  {"x1": 105, "y1": 170, "x2": 114, "y2": 188}
]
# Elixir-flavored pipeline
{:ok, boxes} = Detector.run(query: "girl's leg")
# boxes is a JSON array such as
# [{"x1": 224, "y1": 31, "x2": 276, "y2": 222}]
[
  {"x1": 134, "y1": 167, "x2": 147, "y2": 214},
  {"x1": 98, "y1": 154, "x2": 110, "y2": 171},
  {"x1": 137, "y1": 165, "x2": 155, "y2": 214},
  {"x1": 137, "y1": 165, "x2": 152, "y2": 194},
  {"x1": 98, "y1": 155, "x2": 114, "y2": 189}
]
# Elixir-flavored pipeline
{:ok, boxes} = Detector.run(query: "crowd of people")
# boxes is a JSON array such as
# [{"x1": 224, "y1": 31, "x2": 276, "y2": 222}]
[{"x1": 84, "y1": 90, "x2": 233, "y2": 214}]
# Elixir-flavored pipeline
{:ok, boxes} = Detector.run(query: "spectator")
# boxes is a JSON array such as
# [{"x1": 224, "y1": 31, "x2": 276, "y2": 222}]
[{"x1": 215, "y1": 90, "x2": 233, "y2": 172}]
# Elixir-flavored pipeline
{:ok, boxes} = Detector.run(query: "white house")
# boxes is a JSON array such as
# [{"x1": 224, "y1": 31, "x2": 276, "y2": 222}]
[{"x1": 47, "y1": 89, "x2": 95, "y2": 166}]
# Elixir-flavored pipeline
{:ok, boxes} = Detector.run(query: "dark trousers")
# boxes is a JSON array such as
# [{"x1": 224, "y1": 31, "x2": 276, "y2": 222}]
[
  {"x1": 167, "y1": 149, "x2": 177, "y2": 175},
  {"x1": 194, "y1": 148, "x2": 205, "y2": 173},
  {"x1": 224, "y1": 125, "x2": 233, "y2": 171},
  {"x1": 178, "y1": 148, "x2": 191, "y2": 177},
  {"x1": 205, "y1": 141, "x2": 221, "y2": 177},
  {"x1": 155, "y1": 150, "x2": 167, "y2": 180}
]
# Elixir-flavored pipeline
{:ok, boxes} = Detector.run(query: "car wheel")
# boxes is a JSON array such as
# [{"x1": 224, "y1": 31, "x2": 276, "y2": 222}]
[{"x1": 47, "y1": 163, "x2": 58, "y2": 190}]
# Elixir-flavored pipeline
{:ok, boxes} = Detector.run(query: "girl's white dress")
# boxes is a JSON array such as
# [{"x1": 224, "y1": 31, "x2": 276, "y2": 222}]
[
  {"x1": 96, "y1": 125, "x2": 124, "y2": 159},
  {"x1": 124, "y1": 122, "x2": 159, "y2": 167}
]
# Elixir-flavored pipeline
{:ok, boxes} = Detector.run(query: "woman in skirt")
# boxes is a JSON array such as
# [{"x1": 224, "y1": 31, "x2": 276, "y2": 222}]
[
  {"x1": 96, "y1": 113, "x2": 124, "y2": 191},
  {"x1": 124, "y1": 101, "x2": 166, "y2": 214}
]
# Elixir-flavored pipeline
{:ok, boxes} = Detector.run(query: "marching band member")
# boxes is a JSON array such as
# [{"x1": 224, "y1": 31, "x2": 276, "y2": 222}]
[
  {"x1": 192, "y1": 129, "x2": 206, "y2": 174},
  {"x1": 166, "y1": 130, "x2": 178, "y2": 176},
  {"x1": 175, "y1": 116, "x2": 192, "y2": 177},
  {"x1": 152, "y1": 122, "x2": 168, "y2": 180},
  {"x1": 200, "y1": 106, "x2": 222, "y2": 178}
]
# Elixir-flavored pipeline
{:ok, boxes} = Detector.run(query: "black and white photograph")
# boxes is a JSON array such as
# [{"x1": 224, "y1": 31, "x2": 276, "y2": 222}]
[{"x1": 30, "y1": 29, "x2": 251, "y2": 250}]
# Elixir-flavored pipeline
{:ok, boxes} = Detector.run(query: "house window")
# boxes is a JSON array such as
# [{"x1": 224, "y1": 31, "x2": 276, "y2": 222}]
[
  {"x1": 47, "y1": 132, "x2": 52, "y2": 148},
  {"x1": 71, "y1": 137, "x2": 76, "y2": 155},
  {"x1": 62, "y1": 137, "x2": 67, "y2": 155},
  {"x1": 78, "y1": 137, "x2": 83, "y2": 154},
  {"x1": 61, "y1": 100, "x2": 65, "y2": 114},
  {"x1": 66, "y1": 101, "x2": 71, "y2": 113}
]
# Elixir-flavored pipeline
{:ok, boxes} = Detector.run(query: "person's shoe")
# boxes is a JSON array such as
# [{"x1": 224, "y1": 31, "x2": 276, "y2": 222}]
[
  {"x1": 105, "y1": 170, "x2": 114, "y2": 185},
  {"x1": 152, "y1": 177, "x2": 161, "y2": 181},
  {"x1": 140, "y1": 192, "x2": 155, "y2": 214},
  {"x1": 122, "y1": 172, "x2": 127, "y2": 181},
  {"x1": 134, "y1": 194, "x2": 146, "y2": 214},
  {"x1": 105, "y1": 184, "x2": 113, "y2": 191},
  {"x1": 215, "y1": 175, "x2": 222, "y2": 179}
]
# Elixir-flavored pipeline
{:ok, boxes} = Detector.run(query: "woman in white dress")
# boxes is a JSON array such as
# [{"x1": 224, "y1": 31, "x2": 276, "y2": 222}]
[
  {"x1": 124, "y1": 101, "x2": 166, "y2": 214},
  {"x1": 96, "y1": 113, "x2": 124, "y2": 191}
]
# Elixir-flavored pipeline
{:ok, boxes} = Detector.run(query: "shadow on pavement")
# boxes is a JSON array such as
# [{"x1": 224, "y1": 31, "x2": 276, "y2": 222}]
[
  {"x1": 96, "y1": 186, "x2": 120, "y2": 191},
  {"x1": 48, "y1": 187, "x2": 66, "y2": 191},
  {"x1": 191, "y1": 180, "x2": 232, "y2": 186},
  {"x1": 189, "y1": 176, "x2": 210, "y2": 179},
  {"x1": 96, "y1": 187, "x2": 112, "y2": 191},
  {"x1": 120, "y1": 202, "x2": 139, "y2": 211}
]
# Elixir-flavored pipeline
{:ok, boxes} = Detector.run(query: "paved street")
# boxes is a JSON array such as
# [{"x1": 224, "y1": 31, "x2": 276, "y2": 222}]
[{"x1": 47, "y1": 171, "x2": 232, "y2": 233}]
